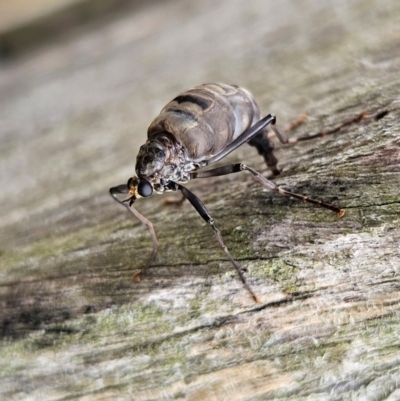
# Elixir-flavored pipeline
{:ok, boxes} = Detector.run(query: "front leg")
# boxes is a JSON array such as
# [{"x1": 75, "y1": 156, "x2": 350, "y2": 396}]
[
  {"x1": 172, "y1": 182, "x2": 259, "y2": 303},
  {"x1": 110, "y1": 184, "x2": 159, "y2": 281}
]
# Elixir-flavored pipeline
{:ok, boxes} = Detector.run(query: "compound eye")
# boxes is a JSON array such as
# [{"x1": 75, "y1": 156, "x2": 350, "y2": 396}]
[{"x1": 137, "y1": 180, "x2": 153, "y2": 197}]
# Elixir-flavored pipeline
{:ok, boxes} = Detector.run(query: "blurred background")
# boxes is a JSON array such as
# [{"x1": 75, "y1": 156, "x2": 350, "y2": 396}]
[
  {"x1": 1, "y1": 0, "x2": 399, "y2": 399},
  {"x1": 2, "y1": 0, "x2": 397, "y2": 237}
]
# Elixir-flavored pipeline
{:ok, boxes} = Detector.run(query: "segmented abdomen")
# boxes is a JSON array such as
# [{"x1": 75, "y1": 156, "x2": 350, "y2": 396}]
[{"x1": 147, "y1": 83, "x2": 261, "y2": 161}]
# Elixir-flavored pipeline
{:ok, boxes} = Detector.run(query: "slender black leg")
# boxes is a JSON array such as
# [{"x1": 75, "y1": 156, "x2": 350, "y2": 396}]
[
  {"x1": 110, "y1": 185, "x2": 159, "y2": 280},
  {"x1": 192, "y1": 164, "x2": 345, "y2": 217},
  {"x1": 174, "y1": 183, "x2": 260, "y2": 303},
  {"x1": 205, "y1": 114, "x2": 286, "y2": 166}
]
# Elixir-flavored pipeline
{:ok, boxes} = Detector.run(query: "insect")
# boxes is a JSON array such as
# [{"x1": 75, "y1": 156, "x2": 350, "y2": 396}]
[{"x1": 110, "y1": 83, "x2": 345, "y2": 302}]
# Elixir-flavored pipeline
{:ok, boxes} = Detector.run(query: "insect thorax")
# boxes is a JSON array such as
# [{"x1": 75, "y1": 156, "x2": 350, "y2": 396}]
[{"x1": 135, "y1": 133, "x2": 199, "y2": 192}]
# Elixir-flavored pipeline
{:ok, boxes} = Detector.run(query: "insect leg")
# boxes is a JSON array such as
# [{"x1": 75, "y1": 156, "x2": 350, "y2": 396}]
[
  {"x1": 248, "y1": 131, "x2": 280, "y2": 176},
  {"x1": 174, "y1": 182, "x2": 259, "y2": 303},
  {"x1": 269, "y1": 112, "x2": 368, "y2": 144},
  {"x1": 110, "y1": 185, "x2": 159, "y2": 281},
  {"x1": 193, "y1": 164, "x2": 345, "y2": 217},
  {"x1": 205, "y1": 114, "x2": 286, "y2": 165}
]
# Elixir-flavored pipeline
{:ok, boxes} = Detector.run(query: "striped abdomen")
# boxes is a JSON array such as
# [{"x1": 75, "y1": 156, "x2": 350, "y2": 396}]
[{"x1": 147, "y1": 83, "x2": 261, "y2": 162}]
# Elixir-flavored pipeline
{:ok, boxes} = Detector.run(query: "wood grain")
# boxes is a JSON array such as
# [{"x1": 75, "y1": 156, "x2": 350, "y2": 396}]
[{"x1": 0, "y1": 0, "x2": 399, "y2": 399}]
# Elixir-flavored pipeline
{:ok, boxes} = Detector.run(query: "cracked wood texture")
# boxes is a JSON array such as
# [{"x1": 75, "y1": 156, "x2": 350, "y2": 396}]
[{"x1": 1, "y1": 0, "x2": 399, "y2": 400}]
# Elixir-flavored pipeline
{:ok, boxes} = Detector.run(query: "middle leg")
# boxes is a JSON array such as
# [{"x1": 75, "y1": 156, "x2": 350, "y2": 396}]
[{"x1": 192, "y1": 163, "x2": 345, "y2": 217}]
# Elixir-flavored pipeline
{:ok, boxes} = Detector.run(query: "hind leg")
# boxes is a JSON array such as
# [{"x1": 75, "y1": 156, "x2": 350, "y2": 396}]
[{"x1": 248, "y1": 130, "x2": 280, "y2": 175}]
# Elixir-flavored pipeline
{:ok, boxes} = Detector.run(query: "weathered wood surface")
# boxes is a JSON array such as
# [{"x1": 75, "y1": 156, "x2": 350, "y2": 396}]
[{"x1": 0, "y1": 1, "x2": 399, "y2": 400}]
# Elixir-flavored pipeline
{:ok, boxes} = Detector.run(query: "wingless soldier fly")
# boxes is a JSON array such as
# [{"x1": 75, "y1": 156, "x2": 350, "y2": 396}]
[{"x1": 110, "y1": 83, "x2": 345, "y2": 302}]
